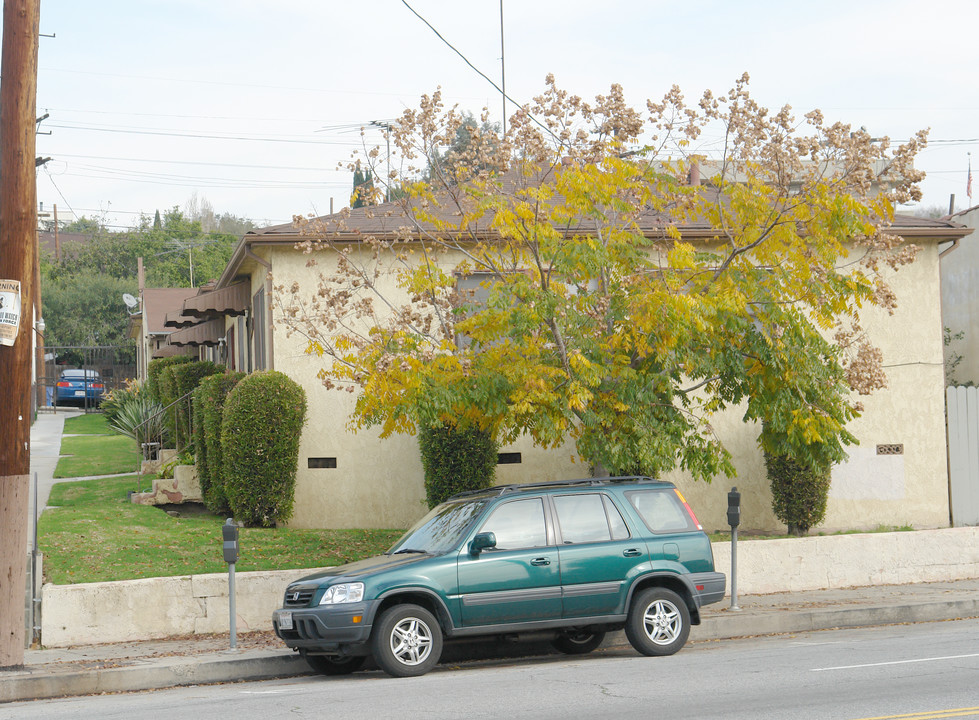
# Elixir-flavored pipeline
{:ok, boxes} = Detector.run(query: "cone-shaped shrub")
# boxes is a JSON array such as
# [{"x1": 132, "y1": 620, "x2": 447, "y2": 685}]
[
  {"x1": 419, "y1": 422, "x2": 498, "y2": 508},
  {"x1": 222, "y1": 371, "x2": 307, "y2": 527},
  {"x1": 194, "y1": 371, "x2": 245, "y2": 514}
]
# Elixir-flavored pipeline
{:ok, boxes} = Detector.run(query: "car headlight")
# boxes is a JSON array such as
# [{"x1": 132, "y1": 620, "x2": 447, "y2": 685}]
[{"x1": 319, "y1": 582, "x2": 364, "y2": 605}]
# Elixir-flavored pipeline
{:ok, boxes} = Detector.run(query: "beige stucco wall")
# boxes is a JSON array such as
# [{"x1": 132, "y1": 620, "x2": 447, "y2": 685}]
[
  {"x1": 667, "y1": 242, "x2": 950, "y2": 533},
  {"x1": 260, "y1": 237, "x2": 948, "y2": 534},
  {"x1": 266, "y1": 245, "x2": 581, "y2": 529}
]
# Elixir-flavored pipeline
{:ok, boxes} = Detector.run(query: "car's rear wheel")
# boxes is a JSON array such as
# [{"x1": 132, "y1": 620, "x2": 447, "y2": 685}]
[
  {"x1": 300, "y1": 650, "x2": 366, "y2": 675},
  {"x1": 552, "y1": 628, "x2": 606, "y2": 655},
  {"x1": 371, "y1": 604, "x2": 443, "y2": 677},
  {"x1": 625, "y1": 587, "x2": 690, "y2": 656}
]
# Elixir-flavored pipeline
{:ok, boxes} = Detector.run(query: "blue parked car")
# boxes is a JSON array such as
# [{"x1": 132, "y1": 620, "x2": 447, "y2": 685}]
[{"x1": 55, "y1": 368, "x2": 104, "y2": 407}]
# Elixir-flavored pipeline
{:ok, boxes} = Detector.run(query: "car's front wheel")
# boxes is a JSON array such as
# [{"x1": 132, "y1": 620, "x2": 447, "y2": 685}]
[
  {"x1": 300, "y1": 650, "x2": 366, "y2": 676},
  {"x1": 552, "y1": 628, "x2": 606, "y2": 655},
  {"x1": 371, "y1": 604, "x2": 443, "y2": 677},
  {"x1": 625, "y1": 587, "x2": 690, "y2": 656}
]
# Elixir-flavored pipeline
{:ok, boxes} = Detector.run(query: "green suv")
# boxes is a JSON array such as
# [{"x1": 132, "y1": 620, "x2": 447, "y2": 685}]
[{"x1": 272, "y1": 477, "x2": 725, "y2": 677}]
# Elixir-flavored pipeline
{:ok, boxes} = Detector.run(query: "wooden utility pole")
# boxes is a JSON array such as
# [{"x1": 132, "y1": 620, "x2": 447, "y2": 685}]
[{"x1": 0, "y1": 0, "x2": 40, "y2": 669}]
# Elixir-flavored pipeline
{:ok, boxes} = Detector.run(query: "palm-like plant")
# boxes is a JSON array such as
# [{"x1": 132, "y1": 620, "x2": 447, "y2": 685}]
[{"x1": 109, "y1": 395, "x2": 168, "y2": 451}]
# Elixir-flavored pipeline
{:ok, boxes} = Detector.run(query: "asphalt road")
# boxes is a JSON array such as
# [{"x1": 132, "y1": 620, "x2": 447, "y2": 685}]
[{"x1": 6, "y1": 619, "x2": 979, "y2": 719}]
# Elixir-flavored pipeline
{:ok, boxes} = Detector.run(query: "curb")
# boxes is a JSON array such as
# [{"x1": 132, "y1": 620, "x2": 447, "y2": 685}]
[
  {"x1": 696, "y1": 596, "x2": 979, "y2": 640},
  {"x1": 5, "y1": 596, "x2": 979, "y2": 704},
  {"x1": 0, "y1": 650, "x2": 307, "y2": 704}
]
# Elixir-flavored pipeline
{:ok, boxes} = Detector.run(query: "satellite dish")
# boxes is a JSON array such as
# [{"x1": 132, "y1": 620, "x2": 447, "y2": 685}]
[{"x1": 123, "y1": 293, "x2": 139, "y2": 310}]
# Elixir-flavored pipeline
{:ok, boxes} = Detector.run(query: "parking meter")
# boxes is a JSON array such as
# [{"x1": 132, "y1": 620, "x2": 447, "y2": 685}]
[
  {"x1": 727, "y1": 487, "x2": 741, "y2": 529},
  {"x1": 222, "y1": 518, "x2": 240, "y2": 650},
  {"x1": 727, "y1": 487, "x2": 741, "y2": 610},
  {"x1": 222, "y1": 519, "x2": 239, "y2": 564}
]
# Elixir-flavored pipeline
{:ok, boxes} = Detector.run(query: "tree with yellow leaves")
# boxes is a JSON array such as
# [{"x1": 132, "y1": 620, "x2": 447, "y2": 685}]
[{"x1": 281, "y1": 73, "x2": 925, "y2": 483}]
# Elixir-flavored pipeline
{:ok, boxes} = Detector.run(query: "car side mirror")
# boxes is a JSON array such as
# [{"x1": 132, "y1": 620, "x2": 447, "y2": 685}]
[{"x1": 470, "y1": 532, "x2": 497, "y2": 556}]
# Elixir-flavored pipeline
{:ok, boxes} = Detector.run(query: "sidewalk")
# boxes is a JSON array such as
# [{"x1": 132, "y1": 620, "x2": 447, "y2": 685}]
[{"x1": 3, "y1": 578, "x2": 979, "y2": 704}]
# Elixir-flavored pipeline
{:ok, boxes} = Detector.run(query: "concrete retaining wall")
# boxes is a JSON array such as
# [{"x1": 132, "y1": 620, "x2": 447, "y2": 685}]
[
  {"x1": 711, "y1": 526, "x2": 979, "y2": 594},
  {"x1": 41, "y1": 567, "x2": 330, "y2": 647},
  {"x1": 40, "y1": 527, "x2": 979, "y2": 647}
]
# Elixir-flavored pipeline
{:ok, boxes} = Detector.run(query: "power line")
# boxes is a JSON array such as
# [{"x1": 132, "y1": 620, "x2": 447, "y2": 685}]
[
  {"x1": 39, "y1": 66, "x2": 484, "y2": 100},
  {"x1": 45, "y1": 122, "x2": 363, "y2": 147},
  {"x1": 46, "y1": 153, "x2": 343, "y2": 173}
]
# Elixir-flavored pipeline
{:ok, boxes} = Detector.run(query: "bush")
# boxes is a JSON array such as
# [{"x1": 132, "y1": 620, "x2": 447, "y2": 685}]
[
  {"x1": 765, "y1": 451, "x2": 832, "y2": 536},
  {"x1": 108, "y1": 394, "x2": 166, "y2": 450},
  {"x1": 419, "y1": 423, "x2": 498, "y2": 508},
  {"x1": 170, "y1": 361, "x2": 224, "y2": 451},
  {"x1": 146, "y1": 356, "x2": 192, "y2": 405},
  {"x1": 101, "y1": 380, "x2": 143, "y2": 427},
  {"x1": 194, "y1": 371, "x2": 245, "y2": 514},
  {"x1": 222, "y1": 371, "x2": 307, "y2": 527}
]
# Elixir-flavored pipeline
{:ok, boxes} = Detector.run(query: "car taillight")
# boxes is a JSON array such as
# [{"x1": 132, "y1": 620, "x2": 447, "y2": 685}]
[
  {"x1": 674, "y1": 489, "x2": 703, "y2": 531},
  {"x1": 56, "y1": 381, "x2": 70, "y2": 387},
  {"x1": 92, "y1": 383, "x2": 104, "y2": 389}
]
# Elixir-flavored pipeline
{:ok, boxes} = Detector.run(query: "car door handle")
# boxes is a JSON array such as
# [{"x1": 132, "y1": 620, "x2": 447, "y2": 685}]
[
  {"x1": 622, "y1": 548, "x2": 642, "y2": 557},
  {"x1": 530, "y1": 557, "x2": 551, "y2": 566}
]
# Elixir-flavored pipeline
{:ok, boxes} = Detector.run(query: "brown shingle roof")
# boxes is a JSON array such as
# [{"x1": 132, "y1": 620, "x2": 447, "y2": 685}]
[{"x1": 142, "y1": 288, "x2": 199, "y2": 335}]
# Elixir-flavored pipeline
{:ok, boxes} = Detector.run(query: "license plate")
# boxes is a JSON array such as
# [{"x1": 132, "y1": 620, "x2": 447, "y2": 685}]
[
  {"x1": 74, "y1": 390, "x2": 86, "y2": 396},
  {"x1": 278, "y1": 611, "x2": 293, "y2": 630}
]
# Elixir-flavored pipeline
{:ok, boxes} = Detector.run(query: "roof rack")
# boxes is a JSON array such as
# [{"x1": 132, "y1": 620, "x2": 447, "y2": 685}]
[{"x1": 447, "y1": 476, "x2": 665, "y2": 501}]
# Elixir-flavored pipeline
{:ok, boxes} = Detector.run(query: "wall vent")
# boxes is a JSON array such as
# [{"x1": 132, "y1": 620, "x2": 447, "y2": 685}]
[
  {"x1": 876, "y1": 444, "x2": 904, "y2": 456},
  {"x1": 308, "y1": 457, "x2": 338, "y2": 469},
  {"x1": 497, "y1": 452, "x2": 522, "y2": 465}
]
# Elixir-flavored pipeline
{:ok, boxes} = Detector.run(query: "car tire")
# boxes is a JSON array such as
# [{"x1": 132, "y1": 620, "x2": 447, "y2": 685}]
[
  {"x1": 552, "y1": 628, "x2": 606, "y2": 655},
  {"x1": 371, "y1": 604, "x2": 443, "y2": 677},
  {"x1": 300, "y1": 650, "x2": 366, "y2": 676},
  {"x1": 625, "y1": 587, "x2": 690, "y2": 656}
]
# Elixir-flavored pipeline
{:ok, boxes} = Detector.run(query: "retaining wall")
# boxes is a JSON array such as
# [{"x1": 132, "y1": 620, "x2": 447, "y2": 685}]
[{"x1": 40, "y1": 527, "x2": 979, "y2": 647}]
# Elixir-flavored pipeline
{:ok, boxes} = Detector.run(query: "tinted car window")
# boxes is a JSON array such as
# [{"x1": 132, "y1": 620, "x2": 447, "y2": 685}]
[
  {"x1": 627, "y1": 489, "x2": 697, "y2": 533},
  {"x1": 480, "y1": 498, "x2": 547, "y2": 549},
  {"x1": 555, "y1": 493, "x2": 613, "y2": 544},
  {"x1": 388, "y1": 499, "x2": 486, "y2": 554},
  {"x1": 604, "y1": 495, "x2": 630, "y2": 540}
]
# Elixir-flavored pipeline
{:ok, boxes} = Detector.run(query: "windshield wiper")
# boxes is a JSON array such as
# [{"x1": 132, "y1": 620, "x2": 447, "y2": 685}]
[{"x1": 392, "y1": 548, "x2": 427, "y2": 554}]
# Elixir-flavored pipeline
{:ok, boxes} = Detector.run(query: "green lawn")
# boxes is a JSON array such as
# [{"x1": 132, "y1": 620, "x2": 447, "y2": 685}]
[
  {"x1": 39, "y1": 475, "x2": 403, "y2": 584},
  {"x1": 62, "y1": 413, "x2": 113, "y2": 435},
  {"x1": 54, "y1": 433, "x2": 142, "y2": 478}
]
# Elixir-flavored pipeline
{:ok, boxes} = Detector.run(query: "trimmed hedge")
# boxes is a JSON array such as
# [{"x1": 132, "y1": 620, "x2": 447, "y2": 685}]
[
  {"x1": 194, "y1": 371, "x2": 245, "y2": 514},
  {"x1": 146, "y1": 355, "x2": 192, "y2": 405},
  {"x1": 222, "y1": 371, "x2": 307, "y2": 527},
  {"x1": 171, "y1": 361, "x2": 224, "y2": 451},
  {"x1": 419, "y1": 423, "x2": 498, "y2": 508},
  {"x1": 765, "y1": 451, "x2": 832, "y2": 536}
]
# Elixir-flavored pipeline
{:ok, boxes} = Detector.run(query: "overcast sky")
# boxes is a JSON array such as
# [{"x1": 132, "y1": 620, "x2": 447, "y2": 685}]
[{"x1": 26, "y1": 0, "x2": 979, "y2": 230}]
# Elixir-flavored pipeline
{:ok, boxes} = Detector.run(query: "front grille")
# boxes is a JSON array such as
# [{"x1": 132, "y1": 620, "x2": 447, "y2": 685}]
[{"x1": 283, "y1": 588, "x2": 315, "y2": 607}]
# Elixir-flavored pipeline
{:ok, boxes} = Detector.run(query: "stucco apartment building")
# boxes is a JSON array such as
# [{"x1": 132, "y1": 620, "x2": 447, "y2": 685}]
[{"x1": 140, "y1": 201, "x2": 972, "y2": 535}]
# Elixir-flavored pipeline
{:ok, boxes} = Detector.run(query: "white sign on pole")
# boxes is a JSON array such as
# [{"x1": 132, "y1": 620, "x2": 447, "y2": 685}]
[{"x1": 0, "y1": 279, "x2": 22, "y2": 347}]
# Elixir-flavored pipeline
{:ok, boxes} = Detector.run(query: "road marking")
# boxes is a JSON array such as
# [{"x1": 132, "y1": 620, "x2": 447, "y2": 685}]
[
  {"x1": 239, "y1": 690, "x2": 290, "y2": 695},
  {"x1": 849, "y1": 707, "x2": 979, "y2": 720},
  {"x1": 813, "y1": 653, "x2": 979, "y2": 672},
  {"x1": 791, "y1": 640, "x2": 847, "y2": 646}
]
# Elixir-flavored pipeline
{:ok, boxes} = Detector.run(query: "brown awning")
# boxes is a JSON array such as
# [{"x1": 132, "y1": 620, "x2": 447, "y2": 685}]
[
  {"x1": 164, "y1": 310, "x2": 199, "y2": 329},
  {"x1": 151, "y1": 344, "x2": 193, "y2": 359},
  {"x1": 167, "y1": 318, "x2": 225, "y2": 347},
  {"x1": 182, "y1": 281, "x2": 249, "y2": 319}
]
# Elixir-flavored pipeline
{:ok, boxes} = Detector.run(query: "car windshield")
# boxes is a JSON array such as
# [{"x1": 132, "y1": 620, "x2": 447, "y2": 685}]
[
  {"x1": 61, "y1": 370, "x2": 99, "y2": 380},
  {"x1": 387, "y1": 499, "x2": 488, "y2": 555}
]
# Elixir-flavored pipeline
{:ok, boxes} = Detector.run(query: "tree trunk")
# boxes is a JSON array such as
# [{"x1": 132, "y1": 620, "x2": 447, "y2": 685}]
[{"x1": 0, "y1": 0, "x2": 40, "y2": 670}]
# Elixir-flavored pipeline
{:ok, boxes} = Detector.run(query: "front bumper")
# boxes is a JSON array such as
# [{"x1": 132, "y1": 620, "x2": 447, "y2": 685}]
[{"x1": 273, "y1": 600, "x2": 376, "y2": 652}]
